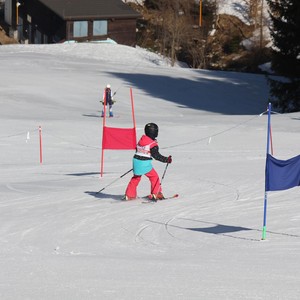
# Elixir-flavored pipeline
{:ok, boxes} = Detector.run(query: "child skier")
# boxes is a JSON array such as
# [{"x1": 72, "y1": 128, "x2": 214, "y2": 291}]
[
  {"x1": 124, "y1": 123, "x2": 172, "y2": 200},
  {"x1": 101, "y1": 84, "x2": 114, "y2": 117}
]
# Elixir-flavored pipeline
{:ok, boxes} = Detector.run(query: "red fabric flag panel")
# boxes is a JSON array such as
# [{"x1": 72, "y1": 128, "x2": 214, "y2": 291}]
[{"x1": 102, "y1": 127, "x2": 137, "y2": 150}]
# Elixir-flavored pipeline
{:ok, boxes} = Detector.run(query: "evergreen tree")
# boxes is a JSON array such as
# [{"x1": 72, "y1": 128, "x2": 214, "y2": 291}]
[{"x1": 267, "y1": 0, "x2": 300, "y2": 112}]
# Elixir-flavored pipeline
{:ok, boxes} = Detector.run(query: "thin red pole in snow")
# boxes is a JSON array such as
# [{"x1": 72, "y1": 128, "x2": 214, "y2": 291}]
[
  {"x1": 103, "y1": 90, "x2": 107, "y2": 127},
  {"x1": 130, "y1": 87, "x2": 136, "y2": 129},
  {"x1": 39, "y1": 126, "x2": 43, "y2": 164},
  {"x1": 100, "y1": 92, "x2": 107, "y2": 177}
]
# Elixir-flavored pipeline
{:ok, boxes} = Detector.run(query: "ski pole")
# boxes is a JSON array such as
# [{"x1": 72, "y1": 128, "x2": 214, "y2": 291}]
[
  {"x1": 161, "y1": 163, "x2": 169, "y2": 184},
  {"x1": 96, "y1": 168, "x2": 133, "y2": 194}
]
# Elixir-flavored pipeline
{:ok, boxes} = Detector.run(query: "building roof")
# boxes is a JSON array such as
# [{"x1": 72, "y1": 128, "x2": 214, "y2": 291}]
[{"x1": 38, "y1": 0, "x2": 141, "y2": 20}]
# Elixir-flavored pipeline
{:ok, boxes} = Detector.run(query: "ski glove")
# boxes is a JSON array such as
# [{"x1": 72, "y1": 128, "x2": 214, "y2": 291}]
[{"x1": 167, "y1": 155, "x2": 172, "y2": 164}]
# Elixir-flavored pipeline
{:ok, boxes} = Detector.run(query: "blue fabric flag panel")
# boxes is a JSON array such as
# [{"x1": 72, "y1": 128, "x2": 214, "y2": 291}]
[{"x1": 265, "y1": 154, "x2": 300, "y2": 191}]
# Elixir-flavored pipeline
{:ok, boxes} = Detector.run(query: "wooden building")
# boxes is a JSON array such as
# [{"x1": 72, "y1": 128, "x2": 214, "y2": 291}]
[{"x1": 5, "y1": 0, "x2": 141, "y2": 45}]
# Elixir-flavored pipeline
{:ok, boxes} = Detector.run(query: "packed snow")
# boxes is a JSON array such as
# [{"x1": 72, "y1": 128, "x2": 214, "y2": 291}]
[{"x1": 0, "y1": 42, "x2": 300, "y2": 300}]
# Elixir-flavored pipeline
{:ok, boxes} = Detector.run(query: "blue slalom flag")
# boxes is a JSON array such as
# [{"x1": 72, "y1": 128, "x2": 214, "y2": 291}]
[{"x1": 265, "y1": 154, "x2": 300, "y2": 191}]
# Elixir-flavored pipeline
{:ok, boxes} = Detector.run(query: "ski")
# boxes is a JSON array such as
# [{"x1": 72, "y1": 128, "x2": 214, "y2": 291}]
[
  {"x1": 141, "y1": 194, "x2": 179, "y2": 203},
  {"x1": 121, "y1": 194, "x2": 179, "y2": 202}
]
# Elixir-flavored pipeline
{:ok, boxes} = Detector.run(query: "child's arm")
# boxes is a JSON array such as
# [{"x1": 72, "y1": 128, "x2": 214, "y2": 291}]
[{"x1": 150, "y1": 146, "x2": 171, "y2": 163}]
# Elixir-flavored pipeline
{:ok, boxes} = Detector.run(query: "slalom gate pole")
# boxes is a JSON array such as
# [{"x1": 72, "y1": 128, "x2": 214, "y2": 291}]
[
  {"x1": 130, "y1": 87, "x2": 137, "y2": 129},
  {"x1": 262, "y1": 102, "x2": 272, "y2": 240},
  {"x1": 96, "y1": 168, "x2": 133, "y2": 194},
  {"x1": 100, "y1": 92, "x2": 107, "y2": 177}
]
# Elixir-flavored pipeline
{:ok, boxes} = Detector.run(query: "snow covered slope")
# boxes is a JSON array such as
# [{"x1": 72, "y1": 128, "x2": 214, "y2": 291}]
[{"x1": 0, "y1": 43, "x2": 299, "y2": 300}]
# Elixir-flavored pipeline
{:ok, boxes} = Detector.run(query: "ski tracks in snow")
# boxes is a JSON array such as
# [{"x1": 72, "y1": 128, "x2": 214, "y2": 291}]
[{"x1": 132, "y1": 176, "x2": 255, "y2": 249}]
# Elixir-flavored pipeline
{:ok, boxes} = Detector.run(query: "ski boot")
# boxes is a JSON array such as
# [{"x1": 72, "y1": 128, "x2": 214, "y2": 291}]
[
  {"x1": 148, "y1": 192, "x2": 165, "y2": 201},
  {"x1": 122, "y1": 195, "x2": 136, "y2": 201}
]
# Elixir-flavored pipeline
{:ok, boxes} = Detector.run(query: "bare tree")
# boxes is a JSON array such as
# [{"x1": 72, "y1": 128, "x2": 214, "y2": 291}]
[
  {"x1": 141, "y1": 0, "x2": 216, "y2": 68},
  {"x1": 153, "y1": 0, "x2": 192, "y2": 66}
]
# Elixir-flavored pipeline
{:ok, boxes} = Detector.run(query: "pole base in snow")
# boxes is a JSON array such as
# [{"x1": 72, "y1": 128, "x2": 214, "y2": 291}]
[{"x1": 261, "y1": 226, "x2": 267, "y2": 240}]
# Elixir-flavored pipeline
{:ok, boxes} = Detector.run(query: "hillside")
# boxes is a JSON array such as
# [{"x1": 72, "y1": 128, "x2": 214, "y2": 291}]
[
  {"x1": 0, "y1": 0, "x2": 272, "y2": 72},
  {"x1": 131, "y1": 0, "x2": 272, "y2": 72}
]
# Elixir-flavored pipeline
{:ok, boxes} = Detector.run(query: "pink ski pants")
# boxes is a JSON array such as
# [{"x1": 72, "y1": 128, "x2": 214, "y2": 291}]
[{"x1": 125, "y1": 168, "x2": 162, "y2": 198}]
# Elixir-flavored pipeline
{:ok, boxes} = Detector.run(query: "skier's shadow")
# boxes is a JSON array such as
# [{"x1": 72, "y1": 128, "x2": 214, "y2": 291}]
[
  {"x1": 82, "y1": 112, "x2": 101, "y2": 118},
  {"x1": 85, "y1": 191, "x2": 123, "y2": 201}
]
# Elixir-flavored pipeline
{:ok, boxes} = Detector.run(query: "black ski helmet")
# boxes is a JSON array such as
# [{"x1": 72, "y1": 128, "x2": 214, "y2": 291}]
[{"x1": 145, "y1": 123, "x2": 159, "y2": 139}]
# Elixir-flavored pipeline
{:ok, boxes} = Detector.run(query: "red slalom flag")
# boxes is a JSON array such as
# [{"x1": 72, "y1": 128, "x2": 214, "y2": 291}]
[
  {"x1": 102, "y1": 127, "x2": 136, "y2": 150},
  {"x1": 100, "y1": 87, "x2": 137, "y2": 177}
]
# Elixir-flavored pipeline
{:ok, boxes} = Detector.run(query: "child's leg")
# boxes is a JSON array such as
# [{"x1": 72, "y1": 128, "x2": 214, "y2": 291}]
[
  {"x1": 125, "y1": 175, "x2": 142, "y2": 198},
  {"x1": 145, "y1": 168, "x2": 162, "y2": 195}
]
